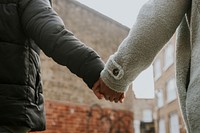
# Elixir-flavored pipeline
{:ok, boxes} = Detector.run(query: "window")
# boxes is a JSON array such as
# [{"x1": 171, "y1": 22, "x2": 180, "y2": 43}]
[
  {"x1": 159, "y1": 118, "x2": 166, "y2": 133},
  {"x1": 156, "y1": 89, "x2": 164, "y2": 108},
  {"x1": 134, "y1": 120, "x2": 140, "y2": 133},
  {"x1": 169, "y1": 113, "x2": 180, "y2": 133},
  {"x1": 142, "y1": 109, "x2": 153, "y2": 122},
  {"x1": 166, "y1": 77, "x2": 177, "y2": 102},
  {"x1": 164, "y1": 43, "x2": 174, "y2": 70},
  {"x1": 154, "y1": 59, "x2": 161, "y2": 80}
]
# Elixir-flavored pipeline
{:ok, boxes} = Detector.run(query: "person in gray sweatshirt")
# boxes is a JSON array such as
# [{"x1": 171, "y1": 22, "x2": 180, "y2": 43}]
[{"x1": 93, "y1": 0, "x2": 200, "y2": 132}]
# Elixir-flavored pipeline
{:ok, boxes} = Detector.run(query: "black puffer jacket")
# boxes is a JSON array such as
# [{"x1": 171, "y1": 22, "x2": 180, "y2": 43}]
[{"x1": 0, "y1": 0, "x2": 104, "y2": 131}]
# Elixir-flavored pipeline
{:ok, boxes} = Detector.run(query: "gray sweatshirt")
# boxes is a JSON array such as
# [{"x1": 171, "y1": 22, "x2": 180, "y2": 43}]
[{"x1": 101, "y1": 0, "x2": 190, "y2": 92}]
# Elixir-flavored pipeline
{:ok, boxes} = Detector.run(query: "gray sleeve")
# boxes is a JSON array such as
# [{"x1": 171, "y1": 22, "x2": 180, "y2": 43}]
[{"x1": 100, "y1": 0, "x2": 190, "y2": 92}]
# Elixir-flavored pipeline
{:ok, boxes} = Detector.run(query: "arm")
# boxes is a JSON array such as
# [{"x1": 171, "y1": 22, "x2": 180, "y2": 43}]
[
  {"x1": 19, "y1": 0, "x2": 104, "y2": 88},
  {"x1": 101, "y1": 0, "x2": 190, "y2": 92}
]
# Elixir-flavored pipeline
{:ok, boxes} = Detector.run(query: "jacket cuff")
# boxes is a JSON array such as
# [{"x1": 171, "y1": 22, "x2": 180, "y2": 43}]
[
  {"x1": 100, "y1": 56, "x2": 130, "y2": 92},
  {"x1": 83, "y1": 58, "x2": 105, "y2": 89}
]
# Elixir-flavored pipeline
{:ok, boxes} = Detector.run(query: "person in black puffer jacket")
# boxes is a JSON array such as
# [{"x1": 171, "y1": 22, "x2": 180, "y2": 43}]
[{"x1": 0, "y1": 0, "x2": 125, "y2": 132}]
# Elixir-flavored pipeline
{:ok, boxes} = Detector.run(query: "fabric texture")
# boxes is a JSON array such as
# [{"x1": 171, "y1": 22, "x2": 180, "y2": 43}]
[
  {"x1": 0, "y1": 127, "x2": 13, "y2": 133},
  {"x1": 101, "y1": 0, "x2": 200, "y2": 132},
  {"x1": 0, "y1": 0, "x2": 104, "y2": 131},
  {"x1": 0, "y1": 127, "x2": 30, "y2": 133}
]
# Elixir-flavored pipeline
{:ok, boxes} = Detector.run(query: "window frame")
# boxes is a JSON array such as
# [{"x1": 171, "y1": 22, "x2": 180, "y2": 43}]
[
  {"x1": 169, "y1": 112, "x2": 180, "y2": 133},
  {"x1": 154, "y1": 58, "x2": 162, "y2": 80},
  {"x1": 166, "y1": 77, "x2": 177, "y2": 103},
  {"x1": 163, "y1": 43, "x2": 174, "y2": 70},
  {"x1": 156, "y1": 89, "x2": 164, "y2": 108},
  {"x1": 158, "y1": 118, "x2": 166, "y2": 133}
]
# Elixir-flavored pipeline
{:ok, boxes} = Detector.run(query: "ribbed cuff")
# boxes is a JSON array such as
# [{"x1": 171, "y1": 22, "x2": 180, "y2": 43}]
[{"x1": 100, "y1": 57, "x2": 130, "y2": 92}]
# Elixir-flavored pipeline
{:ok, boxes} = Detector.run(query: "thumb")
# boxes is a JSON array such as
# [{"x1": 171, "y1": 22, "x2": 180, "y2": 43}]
[
  {"x1": 92, "y1": 79, "x2": 104, "y2": 99},
  {"x1": 120, "y1": 93, "x2": 125, "y2": 103},
  {"x1": 92, "y1": 79, "x2": 100, "y2": 90}
]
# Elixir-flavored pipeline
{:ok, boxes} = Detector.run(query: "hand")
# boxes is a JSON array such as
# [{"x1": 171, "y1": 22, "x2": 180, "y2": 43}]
[
  {"x1": 92, "y1": 78, "x2": 125, "y2": 103},
  {"x1": 99, "y1": 79, "x2": 125, "y2": 103}
]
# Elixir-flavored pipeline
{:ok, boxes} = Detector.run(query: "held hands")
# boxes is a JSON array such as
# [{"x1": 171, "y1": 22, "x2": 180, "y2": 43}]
[{"x1": 92, "y1": 78, "x2": 125, "y2": 103}]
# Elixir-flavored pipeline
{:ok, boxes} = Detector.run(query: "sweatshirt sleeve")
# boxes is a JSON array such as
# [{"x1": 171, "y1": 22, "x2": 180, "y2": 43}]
[
  {"x1": 19, "y1": 0, "x2": 104, "y2": 88},
  {"x1": 100, "y1": 0, "x2": 190, "y2": 92}
]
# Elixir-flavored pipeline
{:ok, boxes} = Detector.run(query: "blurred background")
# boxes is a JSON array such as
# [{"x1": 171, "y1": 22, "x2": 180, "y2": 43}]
[{"x1": 31, "y1": 0, "x2": 187, "y2": 133}]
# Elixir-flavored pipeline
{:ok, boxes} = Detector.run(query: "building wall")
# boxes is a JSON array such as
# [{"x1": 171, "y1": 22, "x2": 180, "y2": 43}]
[
  {"x1": 40, "y1": 0, "x2": 133, "y2": 110},
  {"x1": 153, "y1": 34, "x2": 186, "y2": 133},
  {"x1": 31, "y1": 100, "x2": 134, "y2": 133},
  {"x1": 132, "y1": 98, "x2": 155, "y2": 133}
]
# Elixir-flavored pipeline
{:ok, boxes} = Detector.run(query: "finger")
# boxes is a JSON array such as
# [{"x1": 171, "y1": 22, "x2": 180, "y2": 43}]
[
  {"x1": 95, "y1": 91, "x2": 104, "y2": 99},
  {"x1": 109, "y1": 98, "x2": 114, "y2": 102},
  {"x1": 104, "y1": 95, "x2": 110, "y2": 100},
  {"x1": 119, "y1": 93, "x2": 125, "y2": 103},
  {"x1": 109, "y1": 95, "x2": 116, "y2": 102},
  {"x1": 113, "y1": 98, "x2": 119, "y2": 103},
  {"x1": 113, "y1": 93, "x2": 123, "y2": 103}
]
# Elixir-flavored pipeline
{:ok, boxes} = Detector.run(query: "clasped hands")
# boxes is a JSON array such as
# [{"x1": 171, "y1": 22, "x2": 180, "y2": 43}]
[{"x1": 92, "y1": 78, "x2": 125, "y2": 103}]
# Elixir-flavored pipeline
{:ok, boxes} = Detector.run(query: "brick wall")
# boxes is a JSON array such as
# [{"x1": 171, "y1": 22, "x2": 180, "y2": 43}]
[{"x1": 31, "y1": 100, "x2": 134, "y2": 133}]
